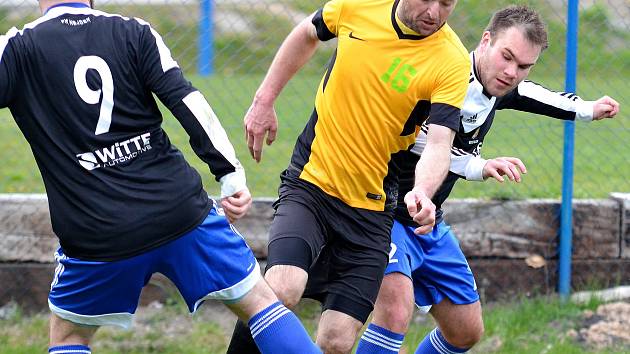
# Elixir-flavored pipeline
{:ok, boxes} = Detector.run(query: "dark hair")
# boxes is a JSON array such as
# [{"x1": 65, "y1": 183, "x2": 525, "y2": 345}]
[{"x1": 485, "y1": 5, "x2": 548, "y2": 50}]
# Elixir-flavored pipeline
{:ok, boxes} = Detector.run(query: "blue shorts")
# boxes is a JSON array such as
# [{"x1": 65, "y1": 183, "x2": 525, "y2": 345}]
[
  {"x1": 48, "y1": 201, "x2": 260, "y2": 329},
  {"x1": 385, "y1": 220, "x2": 478, "y2": 313}
]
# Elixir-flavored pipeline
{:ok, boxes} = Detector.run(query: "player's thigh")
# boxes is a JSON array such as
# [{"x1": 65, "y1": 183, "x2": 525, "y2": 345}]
[
  {"x1": 373, "y1": 220, "x2": 417, "y2": 330},
  {"x1": 265, "y1": 193, "x2": 328, "y2": 305},
  {"x1": 323, "y1": 202, "x2": 393, "y2": 324},
  {"x1": 266, "y1": 196, "x2": 327, "y2": 271},
  {"x1": 316, "y1": 309, "x2": 364, "y2": 354},
  {"x1": 413, "y1": 222, "x2": 479, "y2": 307},
  {"x1": 157, "y1": 204, "x2": 261, "y2": 312}
]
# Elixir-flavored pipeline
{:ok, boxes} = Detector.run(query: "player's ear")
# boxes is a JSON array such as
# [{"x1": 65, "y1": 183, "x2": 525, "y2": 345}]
[{"x1": 478, "y1": 31, "x2": 492, "y2": 52}]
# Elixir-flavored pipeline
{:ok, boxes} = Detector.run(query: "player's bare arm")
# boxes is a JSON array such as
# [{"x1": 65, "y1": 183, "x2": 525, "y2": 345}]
[
  {"x1": 406, "y1": 124, "x2": 455, "y2": 234},
  {"x1": 245, "y1": 13, "x2": 320, "y2": 163},
  {"x1": 592, "y1": 96, "x2": 620, "y2": 120}
]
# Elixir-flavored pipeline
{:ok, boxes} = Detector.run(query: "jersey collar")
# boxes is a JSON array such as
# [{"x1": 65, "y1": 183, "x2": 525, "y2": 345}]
[
  {"x1": 45, "y1": 2, "x2": 90, "y2": 15},
  {"x1": 390, "y1": 0, "x2": 444, "y2": 40}
]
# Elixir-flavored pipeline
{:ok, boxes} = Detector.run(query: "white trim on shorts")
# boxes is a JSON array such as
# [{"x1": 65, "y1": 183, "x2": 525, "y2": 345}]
[
  {"x1": 192, "y1": 261, "x2": 261, "y2": 312},
  {"x1": 49, "y1": 300, "x2": 133, "y2": 329},
  {"x1": 417, "y1": 304, "x2": 432, "y2": 314}
]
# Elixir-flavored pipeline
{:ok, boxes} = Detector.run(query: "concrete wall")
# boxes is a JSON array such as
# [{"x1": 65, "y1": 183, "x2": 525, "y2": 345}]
[{"x1": 1, "y1": 194, "x2": 629, "y2": 310}]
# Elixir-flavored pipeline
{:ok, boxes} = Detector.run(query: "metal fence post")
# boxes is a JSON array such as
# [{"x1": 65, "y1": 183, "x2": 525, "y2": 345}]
[
  {"x1": 198, "y1": 0, "x2": 213, "y2": 76},
  {"x1": 559, "y1": 0, "x2": 579, "y2": 300}
]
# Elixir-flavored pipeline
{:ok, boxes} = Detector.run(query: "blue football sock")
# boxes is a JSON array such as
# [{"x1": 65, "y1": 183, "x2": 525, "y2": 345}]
[
  {"x1": 415, "y1": 328, "x2": 469, "y2": 353},
  {"x1": 48, "y1": 345, "x2": 91, "y2": 354},
  {"x1": 248, "y1": 301, "x2": 321, "y2": 354},
  {"x1": 356, "y1": 323, "x2": 405, "y2": 353}
]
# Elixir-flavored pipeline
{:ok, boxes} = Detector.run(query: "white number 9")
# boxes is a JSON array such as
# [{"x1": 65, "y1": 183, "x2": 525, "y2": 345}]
[{"x1": 73, "y1": 56, "x2": 114, "y2": 135}]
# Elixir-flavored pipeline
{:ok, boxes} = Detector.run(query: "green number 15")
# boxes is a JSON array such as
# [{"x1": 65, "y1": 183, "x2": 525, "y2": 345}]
[{"x1": 381, "y1": 57, "x2": 417, "y2": 93}]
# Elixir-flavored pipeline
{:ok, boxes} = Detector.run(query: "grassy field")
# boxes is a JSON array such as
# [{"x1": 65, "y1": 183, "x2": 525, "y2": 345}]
[
  {"x1": 0, "y1": 71, "x2": 628, "y2": 198},
  {"x1": 0, "y1": 1, "x2": 627, "y2": 197},
  {"x1": 0, "y1": 296, "x2": 627, "y2": 353}
]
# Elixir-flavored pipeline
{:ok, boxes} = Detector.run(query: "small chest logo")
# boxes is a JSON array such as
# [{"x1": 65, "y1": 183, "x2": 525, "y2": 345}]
[
  {"x1": 463, "y1": 113, "x2": 478, "y2": 124},
  {"x1": 366, "y1": 192, "x2": 383, "y2": 200}
]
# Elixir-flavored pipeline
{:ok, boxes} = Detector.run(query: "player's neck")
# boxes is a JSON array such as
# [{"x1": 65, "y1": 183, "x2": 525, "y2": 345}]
[
  {"x1": 472, "y1": 49, "x2": 483, "y2": 84},
  {"x1": 39, "y1": 0, "x2": 91, "y2": 14}
]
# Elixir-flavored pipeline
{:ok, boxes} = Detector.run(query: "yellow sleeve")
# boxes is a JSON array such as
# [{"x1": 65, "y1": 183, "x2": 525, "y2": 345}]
[
  {"x1": 321, "y1": 0, "x2": 346, "y2": 36},
  {"x1": 431, "y1": 55, "x2": 470, "y2": 109}
]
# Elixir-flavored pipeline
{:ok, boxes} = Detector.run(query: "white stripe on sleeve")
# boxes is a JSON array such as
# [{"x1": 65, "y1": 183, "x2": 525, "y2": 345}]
[
  {"x1": 517, "y1": 81, "x2": 583, "y2": 115},
  {"x1": 0, "y1": 28, "x2": 19, "y2": 64},
  {"x1": 135, "y1": 18, "x2": 178, "y2": 72},
  {"x1": 182, "y1": 91, "x2": 246, "y2": 197}
]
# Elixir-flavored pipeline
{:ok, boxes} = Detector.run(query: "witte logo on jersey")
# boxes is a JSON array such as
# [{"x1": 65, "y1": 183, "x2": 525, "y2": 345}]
[{"x1": 76, "y1": 133, "x2": 152, "y2": 170}]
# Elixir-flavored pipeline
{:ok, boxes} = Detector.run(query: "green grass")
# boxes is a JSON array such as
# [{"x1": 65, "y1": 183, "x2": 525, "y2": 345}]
[
  {"x1": 0, "y1": 1, "x2": 628, "y2": 197},
  {"x1": 0, "y1": 71, "x2": 627, "y2": 198},
  {"x1": 1, "y1": 296, "x2": 627, "y2": 353}
]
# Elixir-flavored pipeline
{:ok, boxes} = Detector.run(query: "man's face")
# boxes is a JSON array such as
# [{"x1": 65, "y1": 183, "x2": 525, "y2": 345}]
[
  {"x1": 476, "y1": 26, "x2": 543, "y2": 97},
  {"x1": 398, "y1": 0, "x2": 457, "y2": 36}
]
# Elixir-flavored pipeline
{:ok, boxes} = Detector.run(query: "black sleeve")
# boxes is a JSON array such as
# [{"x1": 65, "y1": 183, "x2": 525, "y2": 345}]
[
  {"x1": 312, "y1": 8, "x2": 336, "y2": 41},
  {"x1": 137, "y1": 23, "x2": 240, "y2": 181},
  {"x1": 496, "y1": 80, "x2": 583, "y2": 121},
  {"x1": 426, "y1": 103, "x2": 460, "y2": 132}
]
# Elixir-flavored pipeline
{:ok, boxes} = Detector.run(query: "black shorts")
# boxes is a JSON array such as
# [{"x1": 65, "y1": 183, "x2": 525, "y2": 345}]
[{"x1": 266, "y1": 173, "x2": 393, "y2": 323}]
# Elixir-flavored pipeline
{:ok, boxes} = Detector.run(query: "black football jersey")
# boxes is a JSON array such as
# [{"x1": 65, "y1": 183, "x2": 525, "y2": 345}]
[{"x1": 0, "y1": 4, "x2": 246, "y2": 260}]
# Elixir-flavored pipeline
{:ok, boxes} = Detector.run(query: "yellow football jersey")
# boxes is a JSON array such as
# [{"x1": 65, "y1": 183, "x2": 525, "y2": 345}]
[{"x1": 289, "y1": 0, "x2": 469, "y2": 211}]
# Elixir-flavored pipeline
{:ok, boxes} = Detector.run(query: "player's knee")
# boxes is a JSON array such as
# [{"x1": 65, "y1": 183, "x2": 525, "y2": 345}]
[
  {"x1": 442, "y1": 321, "x2": 484, "y2": 349},
  {"x1": 264, "y1": 266, "x2": 307, "y2": 309},
  {"x1": 272, "y1": 287, "x2": 302, "y2": 308},
  {"x1": 317, "y1": 327, "x2": 357, "y2": 354},
  {"x1": 373, "y1": 297, "x2": 413, "y2": 333},
  {"x1": 373, "y1": 274, "x2": 414, "y2": 332},
  {"x1": 467, "y1": 321, "x2": 485, "y2": 346}
]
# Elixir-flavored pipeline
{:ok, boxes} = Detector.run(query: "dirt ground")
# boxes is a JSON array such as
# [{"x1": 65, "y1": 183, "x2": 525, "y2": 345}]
[{"x1": 567, "y1": 301, "x2": 630, "y2": 351}]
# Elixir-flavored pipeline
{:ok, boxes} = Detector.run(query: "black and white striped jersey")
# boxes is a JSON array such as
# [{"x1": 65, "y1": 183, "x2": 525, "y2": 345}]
[
  {"x1": 0, "y1": 3, "x2": 246, "y2": 261},
  {"x1": 395, "y1": 52, "x2": 594, "y2": 226}
]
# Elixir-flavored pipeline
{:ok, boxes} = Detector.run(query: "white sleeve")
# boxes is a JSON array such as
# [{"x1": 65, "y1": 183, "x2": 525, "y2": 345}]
[
  {"x1": 450, "y1": 154, "x2": 487, "y2": 181},
  {"x1": 413, "y1": 132, "x2": 486, "y2": 181}
]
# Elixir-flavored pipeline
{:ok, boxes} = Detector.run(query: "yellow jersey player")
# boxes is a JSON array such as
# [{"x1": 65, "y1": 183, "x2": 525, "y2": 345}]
[{"x1": 230, "y1": 0, "x2": 469, "y2": 352}]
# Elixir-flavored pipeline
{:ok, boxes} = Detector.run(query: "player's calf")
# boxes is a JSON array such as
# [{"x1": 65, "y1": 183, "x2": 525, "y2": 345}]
[
  {"x1": 226, "y1": 278, "x2": 322, "y2": 354},
  {"x1": 49, "y1": 314, "x2": 97, "y2": 353}
]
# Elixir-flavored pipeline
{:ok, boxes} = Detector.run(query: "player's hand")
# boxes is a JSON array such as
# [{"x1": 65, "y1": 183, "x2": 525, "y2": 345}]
[
  {"x1": 482, "y1": 157, "x2": 527, "y2": 183},
  {"x1": 592, "y1": 96, "x2": 620, "y2": 120},
  {"x1": 404, "y1": 188, "x2": 436, "y2": 235},
  {"x1": 221, "y1": 188, "x2": 253, "y2": 223},
  {"x1": 244, "y1": 99, "x2": 278, "y2": 163}
]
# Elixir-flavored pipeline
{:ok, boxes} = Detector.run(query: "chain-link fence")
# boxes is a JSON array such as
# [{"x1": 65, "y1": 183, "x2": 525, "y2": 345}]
[
  {"x1": 0, "y1": 0, "x2": 628, "y2": 310},
  {"x1": 0, "y1": 0, "x2": 628, "y2": 198}
]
